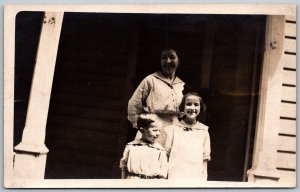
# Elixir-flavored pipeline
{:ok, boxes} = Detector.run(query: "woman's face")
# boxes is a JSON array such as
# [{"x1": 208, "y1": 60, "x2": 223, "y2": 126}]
[
  {"x1": 184, "y1": 95, "x2": 201, "y2": 121},
  {"x1": 160, "y1": 50, "x2": 179, "y2": 76}
]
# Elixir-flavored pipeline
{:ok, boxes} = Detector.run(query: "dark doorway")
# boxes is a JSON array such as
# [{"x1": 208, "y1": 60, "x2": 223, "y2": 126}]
[{"x1": 14, "y1": 12, "x2": 266, "y2": 181}]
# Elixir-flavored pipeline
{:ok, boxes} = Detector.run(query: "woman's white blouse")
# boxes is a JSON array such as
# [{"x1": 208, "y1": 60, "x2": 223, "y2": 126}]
[{"x1": 128, "y1": 71, "x2": 184, "y2": 128}]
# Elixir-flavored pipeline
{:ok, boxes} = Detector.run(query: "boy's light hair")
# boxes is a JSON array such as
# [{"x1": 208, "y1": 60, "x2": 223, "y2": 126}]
[{"x1": 137, "y1": 113, "x2": 160, "y2": 130}]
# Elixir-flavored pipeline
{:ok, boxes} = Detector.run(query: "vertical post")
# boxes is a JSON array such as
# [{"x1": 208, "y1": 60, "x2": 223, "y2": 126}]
[
  {"x1": 247, "y1": 16, "x2": 285, "y2": 182},
  {"x1": 13, "y1": 12, "x2": 64, "y2": 179},
  {"x1": 242, "y1": 19, "x2": 262, "y2": 181}
]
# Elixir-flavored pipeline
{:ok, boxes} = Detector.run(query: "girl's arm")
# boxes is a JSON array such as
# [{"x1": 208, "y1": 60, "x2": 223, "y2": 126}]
[
  {"x1": 202, "y1": 159, "x2": 208, "y2": 180},
  {"x1": 203, "y1": 130, "x2": 211, "y2": 161},
  {"x1": 202, "y1": 130, "x2": 211, "y2": 180}
]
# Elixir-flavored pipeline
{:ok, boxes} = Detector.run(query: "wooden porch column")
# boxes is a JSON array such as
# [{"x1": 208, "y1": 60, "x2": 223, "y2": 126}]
[
  {"x1": 13, "y1": 12, "x2": 64, "y2": 179},
  {"x1": 247, "y1": 16, "x2": 285, "y2": 182}
]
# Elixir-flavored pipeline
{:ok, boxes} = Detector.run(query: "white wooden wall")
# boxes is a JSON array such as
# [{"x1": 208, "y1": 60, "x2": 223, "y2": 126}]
[{"x1": 277, "y1": 15, "x2": 296, "y2": 184}]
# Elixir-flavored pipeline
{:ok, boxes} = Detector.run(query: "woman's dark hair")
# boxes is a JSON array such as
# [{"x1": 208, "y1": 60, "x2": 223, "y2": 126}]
[
  {"x1": 160, "y1": 49, "x2": 180, "y2": 60},
  {"x1": 137, "y1": 114, "x2": 158, "y2": 130}
]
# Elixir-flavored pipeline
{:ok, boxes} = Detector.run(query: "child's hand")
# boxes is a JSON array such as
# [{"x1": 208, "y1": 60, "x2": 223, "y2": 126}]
[{"x1": 121, "y1": 169, "x2": 127, "y2": 179}]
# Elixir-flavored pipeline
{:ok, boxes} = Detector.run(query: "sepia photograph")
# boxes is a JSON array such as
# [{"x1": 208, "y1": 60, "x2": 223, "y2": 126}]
[{"x1": 4, "y1": 4, "x2": 296, "y2": 188}]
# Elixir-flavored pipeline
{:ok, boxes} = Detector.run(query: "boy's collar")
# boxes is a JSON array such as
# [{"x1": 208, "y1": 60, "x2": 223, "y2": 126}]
[{"x1": 128, "y1": 139, "x2": 165, "y2": 150}]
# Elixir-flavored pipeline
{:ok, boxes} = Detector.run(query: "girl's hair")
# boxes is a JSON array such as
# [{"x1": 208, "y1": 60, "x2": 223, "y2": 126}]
[
  {"x1": 179, "y1": 84, "x2": 207, "y2": 114},
  {"x1": 161, "y1": 48, "x2": 178, "y2": 55},
  {"x1": 179, "y1": 92, "x2": 206, "y2": 114},
  {"x1": 137, "y1": 114, "x2": 159, "y2": 130}
]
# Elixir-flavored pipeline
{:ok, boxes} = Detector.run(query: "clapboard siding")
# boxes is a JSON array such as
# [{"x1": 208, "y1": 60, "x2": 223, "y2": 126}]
[
  {"x1": 284, "y1": 38, "x2": 296, "y2": 53},
  {"x1": 54, "y1": 70, "x2": 125, "y2": 88},
  {"x1": 285, "y1": 23, "x2": 296, "y2": 37},
  {"x1": 277, "y1": 17, "x2": 296, "y2": 184},
  {"x1": 50, "y1": 103, "x2": 123, "y2": 121},
  {"x1": 60, "y1": 27, "x2": 131, "y2": 42},
  {"x1": 53, "y1": 82, "x2": 123, "y2": 99},
  {"x1": 279, "y1": 119, "x2": 296, "y2": 136},
  {"x1": 44, "y1": 13, "x2": 138, "y2": 179},
  {"x1": 45, "y1": 162, "x2": 112, "y2": 179},
  {"x1": 282, "y1": 70, "x2": 296, "y2": 85},
  {"x1": 59, "y1": 49, "x2": 126, "y2": 64},
  {"x1": 56, "y1": 61, "x2": 127, "y2": 77},
  {"x1": 280, "y1": 102, "x2": 296, "y2": 118},
  {"x1": 51, "y1": 93, "x2": 123, "y2": 111},
  {"x1": 277, "y1": 135, "x2": 296, "y2": 152},
  {"x1": 59, "y1": 37, "x2": 127, "y2": 52},
  {"x1": 47, "y1": 114, "x2": 120, "y2": 133},
  {"x1": 276, "y1": 152, "x2": 296, "y2": 170},
  {"x1": 285, "y1": 15, "x2": 296, "y2": 22},
  {"x1": 277, "y1": 170, "x2": 296, "y2": 184},
  {"x1": 49, "y1": 150, "x2": 114, "y2": 168},
  {"x1": 282, "y1": 54, "x2": 296, "y2": 69},
  {"x1": 47, "y1": 126, "x2": 119, "y2": 144},
  {"x1": 281, "y1": 86, "x2": 296, "y2": 102},
  {"x1": 48, "y1": 138, "x2": 116, "y2": 156},
  {"x1": 46, "y1": 150, "x2": 113, "y2": 177}
]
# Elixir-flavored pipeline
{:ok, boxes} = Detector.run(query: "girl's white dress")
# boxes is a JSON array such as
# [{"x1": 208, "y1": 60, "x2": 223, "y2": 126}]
[
  {"x1": 164, "y1": 120, "x2": 211, "y2": 179},
  {"x1": 119, "y1": 139, "x2": 168, "y2": 179}
]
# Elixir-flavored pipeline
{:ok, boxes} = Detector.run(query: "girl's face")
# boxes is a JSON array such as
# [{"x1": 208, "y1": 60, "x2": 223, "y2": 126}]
[
  {"x1": 184, "y1": 95, "x2": 201, "y2": 121},
  {"x1": 141, "y1": 122, "x2": 161, "y2": 143}
]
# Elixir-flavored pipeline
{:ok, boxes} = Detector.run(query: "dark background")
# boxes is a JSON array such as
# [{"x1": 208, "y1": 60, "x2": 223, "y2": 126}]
[{"x1": 15, "y1": 12, "x2": 266, "y2": 180}]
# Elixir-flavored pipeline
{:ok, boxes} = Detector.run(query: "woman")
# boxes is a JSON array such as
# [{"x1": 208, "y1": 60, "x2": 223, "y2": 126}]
[{"x1": 127, "y1": 49, "x2": 185, "y2": 146}]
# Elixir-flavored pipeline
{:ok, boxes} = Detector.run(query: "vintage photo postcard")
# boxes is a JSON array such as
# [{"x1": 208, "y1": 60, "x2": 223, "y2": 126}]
[{"x1": 4, "y1": 4, "x2": 296, "y2": 188}]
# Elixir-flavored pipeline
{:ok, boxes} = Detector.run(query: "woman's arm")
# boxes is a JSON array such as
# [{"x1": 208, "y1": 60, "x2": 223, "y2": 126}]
[
  {"x1": 127, "y1": 77, "x2": 151, "y2": 128},
  {"x1": 163, "y1": 126, "x2": 174, "y2": 157}
]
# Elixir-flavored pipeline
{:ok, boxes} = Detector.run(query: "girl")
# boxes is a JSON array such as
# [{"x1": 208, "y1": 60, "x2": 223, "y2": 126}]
[
  {"x1": 119, "y1": 114, "x2": 168, "y2": 179},
  {"x1": 164, "y1": 86, "x2": 211, "y2": 180}
]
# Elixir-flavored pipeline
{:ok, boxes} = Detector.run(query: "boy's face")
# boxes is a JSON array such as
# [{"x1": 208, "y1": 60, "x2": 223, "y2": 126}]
[
  {"x1": 142, "y1": 122, "x2": 161, "y2": 143},
  {"x1": 184, "y1": 95, "x2": 201, "y2": 120},
  {"x1": 160, "y1": 50, "x2": 179, "y2": 76}
]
